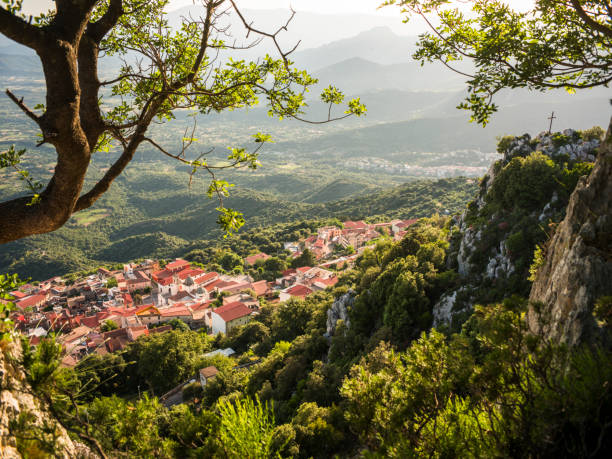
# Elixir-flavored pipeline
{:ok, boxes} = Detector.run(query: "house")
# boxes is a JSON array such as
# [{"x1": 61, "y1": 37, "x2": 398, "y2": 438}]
[
  {"x1": 391, "y1": 219, "x2": 418, "y2": 234},
  {"x1": 9, "y1": 291, "x2": 27, "y2": 300},
  {"x1": 97, "y1": 267, "x2": 112, "y2": 279},
  {"x1": 343, "y1": 220, "x2": 369, "y2": 231},
  {"x1": 190, "y1": 301, "x2": 213, "y2": 329},
  {"x1": 223, "y1": 293, "x2": 258, "y2": 309},
  {"x1": 125, "y1": 269, "x2": 150, "y2": 292},
  {"x1": 199, "y1": 366, "x2": 219, "y2": 388},
  {"x1": 159, "y1": 304, "x2": 193, "y2": 324},
  {"x1": 211, "y1": 301, "x2": 253, "y2": 335},
  {"x1": 279, "y1": 284, "x2": 313, "y2": 302},
  {"x1": 16, "y1": 293, "x2": 47, "y2": 311},
  {"x1": 250, "y1": 280, "x2": 269, "y2": 297},
  {"x1": 217, "y1": 281, "x2": 251, "y2": 296},
  {"x1": 245, "y1": 252, "x2": 270, "y2": 266},
  {"x1": 135, "y1": 304, "x2": 161, "y2": 325},
  {"x1": 114, "y1": 272, "x2": 127, "y2": 290},
  {"x1": 57, "y1": 325, "x2": 93, "y2": 350}
]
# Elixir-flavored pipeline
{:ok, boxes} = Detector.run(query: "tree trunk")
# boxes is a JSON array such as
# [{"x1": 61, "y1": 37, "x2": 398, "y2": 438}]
[{"x1": 528, "y1": 117, "x2": 612, "y2": 345}]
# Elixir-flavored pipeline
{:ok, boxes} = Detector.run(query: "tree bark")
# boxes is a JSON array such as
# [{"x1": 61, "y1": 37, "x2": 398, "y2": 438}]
[{"x1": 0, "y1": 2, "x2": 116, "y2": 244}]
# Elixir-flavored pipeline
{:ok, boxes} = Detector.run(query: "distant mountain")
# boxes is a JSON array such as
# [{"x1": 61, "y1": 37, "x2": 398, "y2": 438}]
[
  {"x1": 168, "y1": 7, "x2": 411, "y2": 52},
  {"x1": 276, "y1": 94, "x2": 611, "y2": 157},
  {"x1": 292, "y1": 27, "x2": 418, "y2": 70},
  {"x1": 310, "y1": 56, "x2": 466, "y2": 95}
]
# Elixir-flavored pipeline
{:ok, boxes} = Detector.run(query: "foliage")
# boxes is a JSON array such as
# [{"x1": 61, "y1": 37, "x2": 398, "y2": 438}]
[
  {"x1": 0, "y1": 273, "x2": 20, "y2": 339},
  {"x1": 341, "y1": 298, "x2": 612, "y2": 457},
  {"x1": 7, "y1": 211, "x2": 612, "y2": 458},
  {"x1": 385, "y1": 0, "x2": 612, "y2": 124},
  {"x1": 291, "y1": 248, "x2": 316, "y2": 268},
  {"x1": 0, "y1": 176, "x2": 477, "y2": 281},
  {"x1": 100, "y1": 319, "x2": 118, "y2": 332},
  {"x1": 217, "y1": 396, "x2": 280, "y2": 459},
  {"x1": 0, "y1": 0, "x2": 367, "y2": 242}
]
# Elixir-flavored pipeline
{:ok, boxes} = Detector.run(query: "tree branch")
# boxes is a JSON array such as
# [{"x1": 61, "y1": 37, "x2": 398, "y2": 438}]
[
  {"x1": 570, "y1": 0, "x2": 612, "y2": 38},
  {"x1": 87, "y1": 0, "x2": 124, "y2": 43},
  {"x1": 5, "y1": 89, "x2": 42, "y2": 125},
  {"x1": 0, "y1": 7, "x2": 46, "y2": 50}
]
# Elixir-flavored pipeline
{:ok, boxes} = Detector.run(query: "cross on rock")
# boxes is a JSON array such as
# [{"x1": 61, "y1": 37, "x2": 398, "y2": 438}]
[{"x1": 548, "y1": 111, "x2": 556, "y2": 134}]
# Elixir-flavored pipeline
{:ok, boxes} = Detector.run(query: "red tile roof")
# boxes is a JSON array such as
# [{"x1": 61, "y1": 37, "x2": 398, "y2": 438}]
[
  {"x1": 9, "y1": 291, "x2": 27, "y2": 299},
  {"x1": 16, "y1": 294, "x2": 47, "y2": 310},
  {"x1": 159, "y1": 306, "x2": 192, "y2": 318},
  {"x1": 344, "y1": 220, "x2": 368, "y2": 230},
  {"x1": 168, "y1": 291, "x2": 192, "y2": 302},
  {"x1": 194, "y1": 272, "x2": 219, "y2": 285},
  {"x1": 396, "y1": 219, "x2": 418, "y2": 229},
  {"x1": 191, "y1": 301, "x2": 213, "y2": 312},
  {"x1": 296, "y1": 266, "x2": 311, "y2": 273},
  {"x1": 176, "y1": 267, "x2": 197, "y2": 280},
  {"x1": 245, "y1": 252, "x2": 270, "y2": 265},
  {"x1": 165, "y1": 259, "x2": 190, "y2": 271},
  {"x1": 79, "y1": 316, "x2": 100, "y2": 329},
  {"x1": 128, "y1": 325, "x2": 149, "y2": 340},
  {"x1": 213, "y1": 302, "x2": 252, "y2": 322},
  {"x1": 316, "y1": 277, "x2": 339, "y2": 287},
  {"x1": 251, "y1": 280, "x2": 268, "y2": 297},
  {"x1": 204, "y1": 278, "x2": 225, "y2": 292},
  {"x1": 286, "y1": 284, "x2": 313, "y2": 297},
  {"x1": 152, "y1": 269, "x2": 174, "y2": 286},
  {"x1": 122, "y1": 293, "x2": 133, "y2": 305}
]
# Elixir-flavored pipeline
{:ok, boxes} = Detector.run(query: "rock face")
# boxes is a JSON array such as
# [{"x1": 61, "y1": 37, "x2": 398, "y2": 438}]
[
  {"x1": 0, "y1": 340, "x2": 95, "y2": 458},
  {"x1": 528, "y1": 120, "x2": 612, "y2": 345},
  {"x1": 326, "y1": 290, "x2": 354, "y2": 336},
  {"x1": 438, "y1": 128, "x2": 602, "y2": 328}
]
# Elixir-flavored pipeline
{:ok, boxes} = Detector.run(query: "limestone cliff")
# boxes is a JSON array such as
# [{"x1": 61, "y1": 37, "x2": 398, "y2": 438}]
[
  {"x1": 326, "y1": 290, "x2": 354, "y2": 336},
  {"x1": 434, "y1": 128, "x2": 603, "y2": 328},
  {"x1": 528, "y1": 120, "x2": 612, "y2": 345},
  {"x1": 0, "y1": 340, "x2": 96, "y2": 458}
]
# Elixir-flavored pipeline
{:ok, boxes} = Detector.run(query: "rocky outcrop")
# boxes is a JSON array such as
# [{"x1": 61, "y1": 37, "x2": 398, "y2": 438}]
[
  {"x1": 438, "y1": 128, "x2": 603, "y2": 328},
  {"x1": 0, "y1": 340, "x2": 95, "y2": 458},
  {"x1": 432, "y1": 291, "x2": 458, "y2": 327},
  {"x1": 326, "y1": 290, "x2": 354, "y2": 336},
  {"x1": 528, "y1": 120, "x2": 612, "y2": 345}
]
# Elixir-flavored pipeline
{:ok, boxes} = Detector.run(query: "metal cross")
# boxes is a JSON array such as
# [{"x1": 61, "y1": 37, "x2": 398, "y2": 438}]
[{"x1": 547, "y1": 111, "x2": 556, "y2": 134}]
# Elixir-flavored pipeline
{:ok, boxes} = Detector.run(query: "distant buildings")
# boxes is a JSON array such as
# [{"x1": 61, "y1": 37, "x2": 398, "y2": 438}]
[{"x1": 10, "y1": 215, "x2": 421, "y2": 367}]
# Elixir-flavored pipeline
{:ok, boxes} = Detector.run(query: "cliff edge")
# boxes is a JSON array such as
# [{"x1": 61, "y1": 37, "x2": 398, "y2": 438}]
[{"x1": 528, "y1": 119, "x2": 612, "y2": 345}]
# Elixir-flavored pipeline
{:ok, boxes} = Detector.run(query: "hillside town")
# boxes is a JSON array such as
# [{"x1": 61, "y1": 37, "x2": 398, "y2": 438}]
[{"x1": 4, "y1": 219, "x2": 416, "y2": 369}]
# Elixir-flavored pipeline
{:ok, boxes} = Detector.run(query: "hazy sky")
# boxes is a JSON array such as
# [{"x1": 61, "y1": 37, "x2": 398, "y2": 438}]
[{"x1": 23, "y1": 0, "x2": 535, "y2": 15}]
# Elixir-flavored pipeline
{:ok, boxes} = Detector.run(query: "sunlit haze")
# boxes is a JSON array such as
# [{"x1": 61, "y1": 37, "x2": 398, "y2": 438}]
[{"x1": 22, "y1": 0, "x2": 535, "y2": 15}]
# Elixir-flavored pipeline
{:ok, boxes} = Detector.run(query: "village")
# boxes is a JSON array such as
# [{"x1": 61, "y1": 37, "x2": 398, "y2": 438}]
[{"x1": 5, "y1": 219, "x2": 417, "y2": 374}]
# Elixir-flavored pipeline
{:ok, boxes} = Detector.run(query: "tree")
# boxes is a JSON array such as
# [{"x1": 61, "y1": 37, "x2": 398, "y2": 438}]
[
  {"x1": 291, "y1": 248, "x2": 316, "y2": 268},
  {"x1": 0, "y1": 0, "x2": 365, "y2": 244},
  {"x1": 386, "y1": 0, "x2": 612, "y2": 343},
  {"x1": 100, "y1": 319, "x2": 118, "y2": 332},
  {"x1": 384, "y1": 0, "x2": 612, "y2": 124},
  {"x1": 105, "y1": 277, "x2": 118, "y2": 288},
  {"x1": 218, "y1": 251, "x2": 243, "y2": 272}
]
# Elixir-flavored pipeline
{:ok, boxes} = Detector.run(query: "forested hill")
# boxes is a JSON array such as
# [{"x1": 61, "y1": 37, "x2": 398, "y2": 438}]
[{"x1": 0, "y1": 176, "x2": 477, "y2": 280}]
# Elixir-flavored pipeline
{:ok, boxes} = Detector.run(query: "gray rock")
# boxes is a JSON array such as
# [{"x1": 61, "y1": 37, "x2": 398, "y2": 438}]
[
  {"x1": 326, "y1": 290, "x2": 355, "y2": 336},
  {"x1": 529, "y1": 119, "x2": 612, "y2": 346}
]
